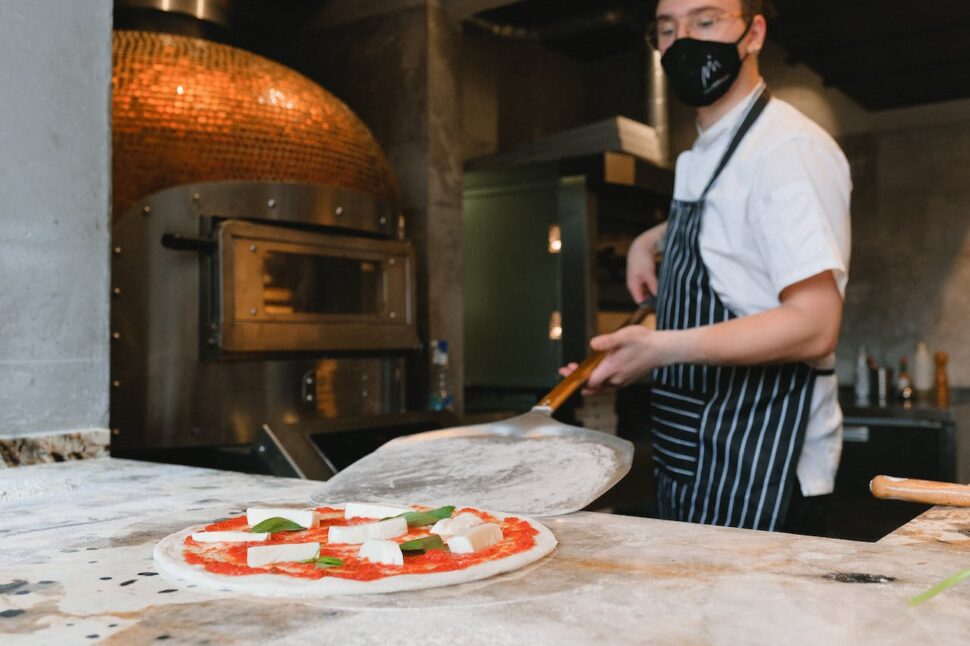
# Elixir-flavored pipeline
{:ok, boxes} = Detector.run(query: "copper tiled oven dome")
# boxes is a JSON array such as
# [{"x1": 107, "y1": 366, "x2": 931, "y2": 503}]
[{"x1": 111, "y1": 30, "x2": 399, "y2": 216}]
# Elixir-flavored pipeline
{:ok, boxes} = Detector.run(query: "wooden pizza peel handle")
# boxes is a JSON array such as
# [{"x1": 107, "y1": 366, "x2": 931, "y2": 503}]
[
  {"x1": 534, "y1": 301, "x2": 655, "y2": 414},
  {"x1": 870, "y1": 475, "x2": 970, "y2": 507}
]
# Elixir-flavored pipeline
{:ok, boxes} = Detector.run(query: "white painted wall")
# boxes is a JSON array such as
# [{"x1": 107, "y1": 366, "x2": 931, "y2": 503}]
[{"x1": 0, "y1": 0, "x2": 113, "y2": 437}]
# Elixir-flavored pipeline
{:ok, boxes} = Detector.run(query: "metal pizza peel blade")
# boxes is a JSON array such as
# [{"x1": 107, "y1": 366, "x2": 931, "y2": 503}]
[{"x1": 309, "y1": 305, "x2": 653, "y2": 516}]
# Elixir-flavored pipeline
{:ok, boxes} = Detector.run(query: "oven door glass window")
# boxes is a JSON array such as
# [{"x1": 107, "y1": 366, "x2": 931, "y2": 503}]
[
  {"x1": 216, "y1": 219, "x2": 417, "y2": 353},
  {"x1": 262, "y1": 253, "x2": 381, "y2": 316}
]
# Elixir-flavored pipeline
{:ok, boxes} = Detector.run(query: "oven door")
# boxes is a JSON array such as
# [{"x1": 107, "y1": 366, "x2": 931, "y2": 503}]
[{"x1": 213, "y1": 219, "x2": 418, "y2": 353}]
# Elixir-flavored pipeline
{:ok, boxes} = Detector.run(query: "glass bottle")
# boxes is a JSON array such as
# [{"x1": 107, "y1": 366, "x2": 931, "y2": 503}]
[
  {"x1": 896, "y1": 357, "x2": 913, "y2": 402},
  {"x1": 935, "y1": 351, "x2": 949, "y2": 408}
]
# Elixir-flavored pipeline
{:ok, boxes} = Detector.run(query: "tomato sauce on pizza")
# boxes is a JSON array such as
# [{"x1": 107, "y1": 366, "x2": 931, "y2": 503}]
[{"x1": 183, "y1": 506, "x2": 538, "y2": 581}]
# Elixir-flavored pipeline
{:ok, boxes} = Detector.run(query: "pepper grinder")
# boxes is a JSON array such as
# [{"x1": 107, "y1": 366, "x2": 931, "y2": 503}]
[{"x1": 935, "y1": 351, "x2": 949, "y2": 408}]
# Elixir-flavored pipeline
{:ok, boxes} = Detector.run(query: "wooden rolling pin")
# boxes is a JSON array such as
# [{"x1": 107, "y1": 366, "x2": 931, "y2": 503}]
[{"x1": 870, "y1": 475, "x2": 970, "y2": 507}]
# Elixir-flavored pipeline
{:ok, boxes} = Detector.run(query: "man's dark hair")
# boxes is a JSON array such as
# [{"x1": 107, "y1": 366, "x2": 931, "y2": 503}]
[
  {"x1": 742, "y1": 0, "x2": 776, "y2": 19},
  {"x1": 741, "y1": 0, "x2": 762, "y2": 15},
  {"x1": 649, "y1": 1, "x2": 775, "y2": 19}
]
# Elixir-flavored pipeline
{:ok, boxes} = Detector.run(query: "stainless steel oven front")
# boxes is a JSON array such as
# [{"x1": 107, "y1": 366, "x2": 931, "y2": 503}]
[{"x1": 111, "y1": 181, "x2": 419, "y2": 450}]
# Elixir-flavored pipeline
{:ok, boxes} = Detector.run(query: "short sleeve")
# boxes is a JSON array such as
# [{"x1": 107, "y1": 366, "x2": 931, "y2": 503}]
[{"x1": 748, "y1": 136, "x2": 852, "y2": 297}]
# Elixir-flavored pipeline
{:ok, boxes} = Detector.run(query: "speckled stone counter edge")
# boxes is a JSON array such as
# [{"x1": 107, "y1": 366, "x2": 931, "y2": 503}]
[{"x1": 0, "y1": 429, "x2": 109, "y2": 468}]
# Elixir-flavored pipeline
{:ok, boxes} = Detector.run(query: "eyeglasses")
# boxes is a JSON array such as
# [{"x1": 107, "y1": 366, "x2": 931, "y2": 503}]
[{"x1": 647, "y1": 8, "x2": 750, "y2": 50}]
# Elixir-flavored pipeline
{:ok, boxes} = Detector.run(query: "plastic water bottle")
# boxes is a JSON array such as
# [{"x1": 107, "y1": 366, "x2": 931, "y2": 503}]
[{"x1": 429, "y1": 339, "x2": 453, "y2": 411}]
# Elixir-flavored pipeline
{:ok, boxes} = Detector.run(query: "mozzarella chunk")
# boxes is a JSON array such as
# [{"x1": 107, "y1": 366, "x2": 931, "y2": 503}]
[
  {"x1": 191, "y1": 531, "x2": 269, "y2": 543},
  {"x1": 430, "y1": 512, "x2": 484, "y2": 537},
  {"x1": 446, "y1": 523, "x2": 503, "y2": 554},
  {"x1": 343, "y1": 502, "x2": 413, "y2": 520},
  {"x1": 357, "y1": 539, "x2": 404, "y2": 566},
  {"x1": 246, "y1": 542, "x2": 319, "y2": 568},
  {"x1": 246, "y1": 507, "x2": 318, "y2": 529},
  {"x1": 327, "y1": 516, "x2": 408, "y2": 544}
]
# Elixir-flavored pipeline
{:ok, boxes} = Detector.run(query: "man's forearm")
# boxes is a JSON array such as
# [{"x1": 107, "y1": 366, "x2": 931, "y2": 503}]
[{"x1": 663, "y1": 302, "x2": 840, "y2": 366}]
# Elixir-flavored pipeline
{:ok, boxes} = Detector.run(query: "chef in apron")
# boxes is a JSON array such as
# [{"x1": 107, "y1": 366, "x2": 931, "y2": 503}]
[{"x1": 565, "y1": 0, "x2": 851, "y2": 534}]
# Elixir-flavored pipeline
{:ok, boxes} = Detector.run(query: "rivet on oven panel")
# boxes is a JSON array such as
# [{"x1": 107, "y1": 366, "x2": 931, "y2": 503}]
[
  {"x1": 113, "y1": 246, "x2": 122, "y2": 255},
  {"x1": 305, "y1": 377, "x2": 313, "y2": 385},
  {"x1": 112, "y1": 287, "x2": 122, "y2": 296},
  {"x1": 388, "y1": 258, "x2": 396, "y2": 266},
  {"x1": 362, "y1": 390, "x2": 369, "y2": 398},
  {"x1": 210, "y1": 322, "x2": 218, "y2": 331},
  {"x1": 112, "y1": 331, "x2": 121, "y2": 340},
  {"x1": 379, "y1": 216, "x2": 387, "y2": 225},
  {"x1": 305, "y1": 394, "x2": 314, "y2": 402},
  {"x1": 112, "y1": 380, "x2": 121, "y2": 388},
  {"x1": 192, "y1": 192, "x2": 201, "y2": 202},
  {"x1": 267, "y1": 198, "x2": 277, "y2": 208},
  {"x1": 207, "y1": 336, "x2": 217, "y2": 345},
  {"x1": 258, "y1": 445, "x2": 266, "y2": 454},
  {"x1": 249, "y1": 307, "x2": 257, "y2": 315},
  {"x1": 111, "y1": 428, "x2": 120, "y2": 436},
  {"x1": 335, "y1": 206, "x2": 344, "y2": 216},
  {"x1": 249, "y1": 244, "x2": 257, "y2": 252},
  {"x1": 389, "y1": 311, "x2": 397, "y2": 319},
  {"x1": 142, "y1": 205, "x2": 151, "y2": 216}
]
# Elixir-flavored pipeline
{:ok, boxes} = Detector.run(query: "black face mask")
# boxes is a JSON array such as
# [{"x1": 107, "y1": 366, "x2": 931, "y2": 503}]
[{"x1": 661, "y1": 23, "x2": 752, "y2": 107}]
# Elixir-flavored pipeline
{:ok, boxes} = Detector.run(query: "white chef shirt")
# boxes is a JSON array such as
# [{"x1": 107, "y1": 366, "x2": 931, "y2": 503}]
[{"x1": 672, "y1": 84, "x2": 852, "y2": 496}]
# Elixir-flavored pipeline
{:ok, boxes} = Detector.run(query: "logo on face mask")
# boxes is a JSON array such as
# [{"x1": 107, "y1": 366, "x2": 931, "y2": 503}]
[{"x1": 700, "y1": 55, "x2": 724, "y2": 92}]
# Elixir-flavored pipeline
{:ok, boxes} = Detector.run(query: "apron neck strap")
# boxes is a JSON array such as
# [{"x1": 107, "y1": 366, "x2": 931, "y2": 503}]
[{"x1": 700, "y1": 86, "x2": 771, "y2": 199}]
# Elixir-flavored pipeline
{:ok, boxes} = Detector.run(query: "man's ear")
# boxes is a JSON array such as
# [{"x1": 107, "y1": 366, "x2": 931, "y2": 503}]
[{"x1": 746, "y1": 14, "x2": 767, "y2": 55}]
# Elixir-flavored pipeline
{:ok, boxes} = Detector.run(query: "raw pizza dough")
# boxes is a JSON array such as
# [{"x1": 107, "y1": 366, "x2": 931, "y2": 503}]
[{"x1": 154, "y1": 506, "x2": 557, "y2": 597}]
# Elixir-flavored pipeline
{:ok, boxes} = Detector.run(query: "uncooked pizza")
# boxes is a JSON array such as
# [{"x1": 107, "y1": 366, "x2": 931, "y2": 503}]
[{"x1": 154, "y1": 502, "x2": 557, "y2": 596}]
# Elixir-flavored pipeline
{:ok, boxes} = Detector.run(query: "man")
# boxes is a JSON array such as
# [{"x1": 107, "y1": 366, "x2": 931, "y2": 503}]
[{"x1": 564, "y1": 0, "x2": 851, "y2": 534}]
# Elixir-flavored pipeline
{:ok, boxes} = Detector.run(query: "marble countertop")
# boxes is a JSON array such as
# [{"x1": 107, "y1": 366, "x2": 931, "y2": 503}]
[
  {"x1": 1, "y1": 458, "x2": 968, "y2": 645},
  {"x1": 880, "y1": 505, "x2": 970, "y2": 553}
]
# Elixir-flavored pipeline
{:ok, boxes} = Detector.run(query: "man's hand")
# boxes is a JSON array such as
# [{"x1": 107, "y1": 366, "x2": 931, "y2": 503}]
[
  {"x1": 557, "y1": 270, "x2": 843, "y2": 393},
  {"x1": 558, "y1": 326, "x2": 675, "y2": 395},
  {"x1": 626, "y1": 222, "x2": 668, "y2": 303}
]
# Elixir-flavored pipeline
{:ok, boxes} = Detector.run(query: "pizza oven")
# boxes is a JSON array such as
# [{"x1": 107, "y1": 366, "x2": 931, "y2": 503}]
[{"x1": 109, "y1": 4, "x2": 444, "y2": 472}]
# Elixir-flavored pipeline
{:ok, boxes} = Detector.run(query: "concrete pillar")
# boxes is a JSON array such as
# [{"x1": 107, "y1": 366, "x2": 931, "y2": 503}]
[
  {"x1": 301, "y1": 1, "x2": 465, "y2": 413},
  {"x1": 0, "y1": 0, "x2": 113, "y2": 463}
]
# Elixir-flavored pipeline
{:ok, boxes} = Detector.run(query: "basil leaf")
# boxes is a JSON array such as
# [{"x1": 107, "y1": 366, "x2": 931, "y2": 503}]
[
  {"x1": 250, "y1": 517, "x2": 305, "y2": 533},
  {"x1": 398, "y1": 506, "x2": 456, "y2": 528},
  {"x1": 314, "y1": 556, "x2": 344, "y2": 569},
  {"x1": 909, "y1": 568, "x2": 970, "y2": 606},
  {"x1": 400, "y1": 535, "x2": 448, "y2": 553}
]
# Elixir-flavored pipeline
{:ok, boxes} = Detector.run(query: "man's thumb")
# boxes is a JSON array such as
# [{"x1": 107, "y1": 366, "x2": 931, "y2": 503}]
[{"x1": 589, "y1": 332, "x2": 619, "y2": 352}]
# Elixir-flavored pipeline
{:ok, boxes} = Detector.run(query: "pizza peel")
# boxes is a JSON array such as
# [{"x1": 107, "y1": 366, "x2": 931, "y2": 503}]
[{"x1": 310, "y1": 303, "x2": 654, "y2": 516}]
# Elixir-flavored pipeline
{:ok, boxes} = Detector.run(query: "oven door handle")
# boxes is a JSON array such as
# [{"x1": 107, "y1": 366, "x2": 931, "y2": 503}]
[{"x1": 161, "y1": 233, "x2": 217, "y2": 253}]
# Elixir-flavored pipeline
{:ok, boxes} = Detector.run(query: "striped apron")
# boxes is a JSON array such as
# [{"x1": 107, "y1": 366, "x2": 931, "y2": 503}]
[{"x1": 650, "y1": 87, "x2": 824, "y2": 531}]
